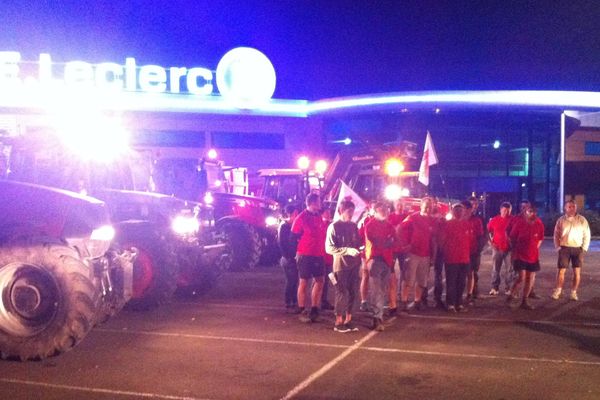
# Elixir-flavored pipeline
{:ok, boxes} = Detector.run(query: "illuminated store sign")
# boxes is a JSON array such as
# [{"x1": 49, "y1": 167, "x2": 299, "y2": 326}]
[{"x1": 0, "y1": 47, "x2": 276, "y2": 104}]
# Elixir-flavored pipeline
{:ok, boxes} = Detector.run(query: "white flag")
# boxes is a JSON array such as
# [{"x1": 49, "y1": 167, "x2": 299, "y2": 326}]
[
  {"x1": 334, "y1": 180, "x2": 367, "y2": 222},
  {"x1": 418, "y1": 131, "x2": 439, "y2": 186}
]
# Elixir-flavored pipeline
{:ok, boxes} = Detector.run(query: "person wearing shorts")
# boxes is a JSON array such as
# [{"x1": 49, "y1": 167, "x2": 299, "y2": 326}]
[
  {"x1": 551, "y1": 200, "x2": 590, "y2": 301},
  {"x1": 292, "y1": 193, "x2": 327, "y2": 323},
  {"x1": 507, "y1": 204, "x2": 544, "y2": 310},
  {"x1": 399, "y1": 197, "x2": 436, "y2": 312}
]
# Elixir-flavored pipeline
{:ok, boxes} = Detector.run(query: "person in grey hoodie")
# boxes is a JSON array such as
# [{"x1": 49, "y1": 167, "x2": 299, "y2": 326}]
[{"x1": 326, "y1": 199, "x2": 363, "y2": 333}]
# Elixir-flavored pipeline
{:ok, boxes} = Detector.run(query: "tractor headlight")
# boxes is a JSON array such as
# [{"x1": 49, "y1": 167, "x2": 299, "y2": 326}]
[
  {"x1": 265, "y1": 215, "x2": 278, "y2": 227},
  {"x1": 90, "y1": 225, "x2": 116, "y2": 242},
  {"x1": 172, "y1": 215, "x2": 200, "y2": 235},
  {"x1": 76, "y1": 224, "x2": 115, "y2": 259}
]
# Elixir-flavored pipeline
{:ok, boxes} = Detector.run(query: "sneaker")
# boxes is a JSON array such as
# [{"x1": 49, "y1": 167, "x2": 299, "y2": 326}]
[
  {"x1": 570, "y1": 291, "x2": 579, "y2": 301},
  {"x1": 287, "y1": 305, "x2": 302, "y2": 314},
  {"x1": 370, "y1": 317, "x2": 379, "y2": 330},
  {"x1": 528, "y1": 291, "x2": 541, "y2": 299},
  {"x1": 372, "y1": 318, "x2": 385, "y2": 332},
  {"x1": 466, "y1": 294, "x2": 475, "y2": 305},
  {"x1": 457, "y1": 305, "x2": 468, "y2": 313},
  {"x1": 309, "y1": 307, "x2": 320, "y2": 322},
  {"x1": 321, "y1": 301, "x2": 334, "y2": 311},
  {"x1": 520, "y1": 301, "x2": 535, "y2": 310},
  {"x1": 400, "y1": 302, "x2": 410, "y2": 314},
  {"x1": 299, "y1": 310, "x2": 311, "y2": 323},
  {"x1": 504, "y1": 289, "x2": 512, "y2": 296},
  {"x1": 550, "y1": 288, "x2": 562, "y2": 300},
  {"x1": 344, "y1": 322, "x2": 359, "y2": 332},
  {"x1": 387, "y1": 308, "x2": 398, "y2": 317},
  {"x1": 333, "y1": 324, "x2": 350, "y2": 333},
  {"x1": 447, "y1": 305, "x2": 457, "y2": 313},
  {"x1": 489, "y1": 288, "x2": 499, "y2": 296},
  {"x1": 359, "y1": 301, "x2": 370, "y2": 312}
]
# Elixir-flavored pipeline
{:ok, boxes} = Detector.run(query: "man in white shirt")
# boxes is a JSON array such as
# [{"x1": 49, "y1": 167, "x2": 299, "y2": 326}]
[{"x1": 551, "y1": 200, "x2": 591, "y2": 301}]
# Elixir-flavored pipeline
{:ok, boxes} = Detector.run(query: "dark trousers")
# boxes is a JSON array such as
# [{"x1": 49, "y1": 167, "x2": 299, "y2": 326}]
[
  {"x1": 422, "y1": 251, "x2": 444, "y2": 303},
  {"x1": 433, "y1": 251, "x2": 445, "y2": 303},
  {"x1": 470, "y1": 253, "x2": 481, "y2": 296},
  {"x1": 445, "y1": 263, "x2": 468, "y2": 307},
  {"x1": 281, "y1": 257, "x2": 298, "y2": 306},
  {"x1": 334, "y1": 266, "x2": 360, "y2": 316},
  {"x1": 322, "y1": 264, "x2": 332, "y2": 306}
]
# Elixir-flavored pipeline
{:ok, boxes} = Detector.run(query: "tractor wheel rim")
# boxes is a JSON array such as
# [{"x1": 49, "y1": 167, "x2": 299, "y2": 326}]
[{"x1": 0, "y1": 263, "x2": 60, "y2": 337}]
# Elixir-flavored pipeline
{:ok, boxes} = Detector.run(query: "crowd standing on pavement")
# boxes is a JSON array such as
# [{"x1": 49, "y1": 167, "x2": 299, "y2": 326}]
[{"x1": 278, "y1": 192, "x2": 592, "y2": 333}]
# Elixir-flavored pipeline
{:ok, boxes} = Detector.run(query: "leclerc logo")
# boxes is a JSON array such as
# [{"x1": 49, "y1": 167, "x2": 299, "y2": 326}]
[
  {"x1": 216, "y1": 47, "x2": 277, "y2": 107},
  {"x1": 0, "y1": 47, "x2": 277, "y2": 107}
]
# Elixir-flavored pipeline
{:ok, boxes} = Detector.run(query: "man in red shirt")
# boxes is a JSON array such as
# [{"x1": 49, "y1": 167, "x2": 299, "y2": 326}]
[
  {"x1": 358, "y1": 201, "x2": 376, "y2": 311},
  {"x1": 463, "y1": 199, "x2": 484, "y2": 304},
  {"x1": 487, "y1": 202, "x2": 515, "y2": 296},
  {"x1": 507, "y1": 204, "x2": 545, "y2": 310},
  {"x1": 439, "y1": 203, "x2": 471, "y2": 312},
  {"x1": 506, "y1": 200, "x2": 541, "y2": 299},
  {"x1": 291, "y1": 193, "x2": 327, "y2": 322},
  {"x1": 386, "y1": 199, "x2": 409, "y2": 316},
  {"x1": 399, "y1": 197, "x2": 437, "y2": 312},
  {"x1": 365, "y1": 201, "x2": 396, "y2": 331}
]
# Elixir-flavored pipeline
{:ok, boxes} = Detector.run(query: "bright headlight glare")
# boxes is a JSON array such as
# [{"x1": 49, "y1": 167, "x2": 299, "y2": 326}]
[
  {"x1": 384, "y1": 158, "x2": 404, "y2": 177},
  {"x1": 384, "y1": 184, "x2": 402, "y2": 201},
  {"x1": 172, "y1": 216, "x2": 200, "y2": 235},
  {"x1": 204, "y1": 192, "x2": 214, "y2": 205},
  {"x1": 445, "y1": 212, "x2": 453, "y2": 221},
  {"x1": 265, "y1": 216, "x2": 278, "y2": 227},
  {"x1": 90, "y1": 225, "x2": 116, "y2": 242}
]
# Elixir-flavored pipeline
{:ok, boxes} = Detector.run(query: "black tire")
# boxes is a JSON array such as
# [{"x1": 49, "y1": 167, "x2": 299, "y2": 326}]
[
  {"x1": 258, "y1": 232, "x2": 281, "y2": 267},
  {"x1": 218, "y1": 221, "x2": 261, "y2": 270},
  {"x1": 0, "y1": 243, "x2": 99, "y2": 361},
  {"x1": 118, "y1": 224, "x2": 178, "y2": 311}
]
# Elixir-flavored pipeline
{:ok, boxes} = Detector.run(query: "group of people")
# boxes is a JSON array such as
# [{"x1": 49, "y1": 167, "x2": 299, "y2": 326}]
[{"x1": 277, "y1": 192, "x2": 591, "y2": 333}]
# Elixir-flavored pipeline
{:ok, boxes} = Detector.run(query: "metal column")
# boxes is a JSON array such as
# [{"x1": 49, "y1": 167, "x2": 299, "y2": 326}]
[{"x1": 559, "y1": 112, "x2": 566, "y2": 210}]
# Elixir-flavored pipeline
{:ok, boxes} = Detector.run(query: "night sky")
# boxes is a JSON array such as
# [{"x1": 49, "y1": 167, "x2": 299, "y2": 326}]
[{"x1": 2, "y1": 1, "x2": 600, "y2": 100}]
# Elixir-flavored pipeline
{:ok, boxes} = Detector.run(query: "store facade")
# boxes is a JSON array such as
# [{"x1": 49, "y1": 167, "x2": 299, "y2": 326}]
[{"x1": 1, "y1": 49, "x2": 600, "y2": 212}]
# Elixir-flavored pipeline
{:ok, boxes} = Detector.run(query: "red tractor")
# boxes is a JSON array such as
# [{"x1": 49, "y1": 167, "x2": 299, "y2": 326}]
[
  {"x1": 152, "y1": 155, "x2": 282, "y2": 270},
  {"x1": 256, "y1": 141, "x2": 452, "y2": 218}
]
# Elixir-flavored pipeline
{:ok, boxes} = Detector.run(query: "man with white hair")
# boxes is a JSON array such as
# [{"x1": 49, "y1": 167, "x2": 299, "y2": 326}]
[{"x1": 551, "y1": 200, "x2": 591, "y2": 301}]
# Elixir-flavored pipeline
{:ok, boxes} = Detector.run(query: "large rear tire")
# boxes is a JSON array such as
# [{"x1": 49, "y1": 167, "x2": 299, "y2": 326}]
[
  {"x1": 218, "y1": 221, "x2": 261, "y2": 270},
  {"x1": 119, "y1": 224, "x2": 178, "y2": 310},
  {"x1": 0, "y1": 243, "x2": 99, "y2": 361}
]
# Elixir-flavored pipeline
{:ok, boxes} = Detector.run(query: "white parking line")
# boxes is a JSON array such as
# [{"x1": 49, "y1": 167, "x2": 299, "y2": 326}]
[
  {"x1": 96, "y1": 326, "x2": 600, "y2": 366},
  {"x1": 0, "y1": 378, "x2": 211, "y2": 400},
  {"x1": 361, "y1": 346, "x2": 600, "y2": 366},
  {"x1": 97, "y1": 328, "x2": 348, "y2": 350},
  {"x1": 280, "y1": 328, "x2": 380, "y2": 400},
  {"x1": 405, "y1": 313, "x2": 600, "y2": 328}
]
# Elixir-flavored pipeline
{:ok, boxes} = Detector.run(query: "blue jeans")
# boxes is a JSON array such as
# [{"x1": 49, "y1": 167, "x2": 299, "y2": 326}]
[
  {"x1": 490, "y1": 248, "x2": 515, "y2": 291},
  {"x1": 368, "y1": 258, "x2": 390, "y2": 319}
]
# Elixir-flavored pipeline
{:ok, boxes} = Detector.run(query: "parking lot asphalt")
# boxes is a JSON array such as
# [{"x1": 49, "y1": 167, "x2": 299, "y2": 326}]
[{"x1": 1, "y1": 241, "x2": 600, "y2": 400}]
